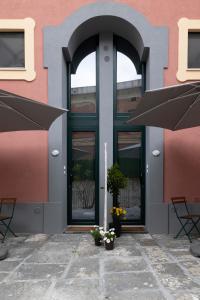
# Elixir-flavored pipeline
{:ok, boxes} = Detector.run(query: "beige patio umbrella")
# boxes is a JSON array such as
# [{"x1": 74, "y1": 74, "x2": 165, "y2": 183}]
[
  {"x1": 0, "y1": 89, "x2": 67, "y2": 132},
  {"x1": 0, "y1": 89, "x2": 67, "y2": 259},
  {"x1": 128, "y1": 81, "x2": 200, "y2": 130}
]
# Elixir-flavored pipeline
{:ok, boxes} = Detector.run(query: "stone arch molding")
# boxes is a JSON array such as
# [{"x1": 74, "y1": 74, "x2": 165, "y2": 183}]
[
  {"x1": 43, "y1": 1, "x2": 169, "y2": 234},
  {"x1": 44, "y1": 1, "x2": 168, "y2": 78}
]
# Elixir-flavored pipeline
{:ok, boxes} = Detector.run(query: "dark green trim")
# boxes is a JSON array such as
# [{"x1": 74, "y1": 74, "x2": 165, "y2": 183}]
[
  {"x1": 113, "y1": 35, "x2": 141, "y2": 73},
  {"x1": 141, "y1": 63, "x2": 146, "y2": 94},
  {"x1": 71, "y1": 35, "x2": 99, "y2": 74}
]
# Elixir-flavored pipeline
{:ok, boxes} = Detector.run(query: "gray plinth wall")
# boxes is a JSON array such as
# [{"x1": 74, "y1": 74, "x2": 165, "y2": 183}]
[{"x1": 12, "y1": 1, "x2": 182, "y2": 234}]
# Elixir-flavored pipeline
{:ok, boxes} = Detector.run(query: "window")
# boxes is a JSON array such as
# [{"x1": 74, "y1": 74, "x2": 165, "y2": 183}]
[
  {"x1": 0, "y1": 18, "x2": 36, "y2": 81},
  {"x1": 116, "y1": 51, "x2": 142, "y2": 113},
  {"x1": 188, "y1": 32, "x2": 200, "y2": 68},
  {"x1": 177, "y1": 18, "x2": 200, "y2": 82},
  {"x1": 0, "y1": 32, "x2": 24, "y2": 67},
  {"x1": 71, "y1": 52, "x2": 96, "y2": 113}
]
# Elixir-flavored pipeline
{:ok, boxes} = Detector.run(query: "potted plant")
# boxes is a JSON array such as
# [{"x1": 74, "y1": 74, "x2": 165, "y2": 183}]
[
  {"x1": 103, "y1": 228, "x2": 116, "y2": 250},
  {"x1": 90, "y1": 226, "x2": 104, "y2": 246},
  {"x1": 107, "y1": 163, "x2": 127, "y2": 236},
  {"x1": 110, "y1": 207, "x2": 127, "y2": 237}
]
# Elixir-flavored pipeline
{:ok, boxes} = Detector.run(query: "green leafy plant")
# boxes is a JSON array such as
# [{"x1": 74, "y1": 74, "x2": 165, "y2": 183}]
[
  {"x1": 90, "y1": 226, "x2": 104, "y2": 241},
  {"x1": 107, "y1": 163, "x2": 128, "y2": 207}
]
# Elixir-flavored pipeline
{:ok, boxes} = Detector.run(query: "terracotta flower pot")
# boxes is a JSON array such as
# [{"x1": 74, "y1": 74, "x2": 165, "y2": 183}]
[{"x1": 105, "y1": 240, "x2": 114, "y2": 250}]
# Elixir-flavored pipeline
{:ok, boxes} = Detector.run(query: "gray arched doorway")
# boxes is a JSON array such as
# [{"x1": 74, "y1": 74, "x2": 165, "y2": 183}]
[{"x1": 43, "y1": 1, "x2": 168, "y2": 233}]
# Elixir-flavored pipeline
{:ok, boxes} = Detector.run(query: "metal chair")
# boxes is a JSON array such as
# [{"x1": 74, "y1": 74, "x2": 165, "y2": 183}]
[
  {"x1": 0, "y1": 198, "x2": 17, "y2": 242},
  {"x1": 171, "y1": 196, "x2": 200, "y2": 243}
]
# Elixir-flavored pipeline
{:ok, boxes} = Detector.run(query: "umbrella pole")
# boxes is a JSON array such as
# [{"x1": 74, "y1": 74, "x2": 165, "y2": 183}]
[{"x1": 104, "y1": 142, "x2": 108, "y2": 231}]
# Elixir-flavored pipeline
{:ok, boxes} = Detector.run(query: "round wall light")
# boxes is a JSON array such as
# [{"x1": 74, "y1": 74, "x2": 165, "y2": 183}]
[
  {"x1": 152, "y1": 149, "x2": 160, "y2": 157},
  {"x1": 51, "y1": 149, "x2": 60, "y2": 157}
]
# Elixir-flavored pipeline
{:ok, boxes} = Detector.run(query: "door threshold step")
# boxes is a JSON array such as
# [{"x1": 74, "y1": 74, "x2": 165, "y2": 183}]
[
  {"x1": 64, "y1": 225, "x2": 146, "y2": 234},
  {"x1": 121, "y1": 225, "x2": 146, "y2": 233},
  {"x1": 64, "y1": 226, "x2": 94, "y2": 233}
]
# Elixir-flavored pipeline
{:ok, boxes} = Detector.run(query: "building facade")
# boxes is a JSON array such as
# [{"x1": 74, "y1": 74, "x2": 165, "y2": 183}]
[{"x1": 0, "y1": 0, "x2": 200, "y2": 233}]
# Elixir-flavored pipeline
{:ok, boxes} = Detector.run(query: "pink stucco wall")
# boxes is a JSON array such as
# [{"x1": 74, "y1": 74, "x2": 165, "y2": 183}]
[{"x1": 0, "y1": 0, "x2": 200, "y2": 203}]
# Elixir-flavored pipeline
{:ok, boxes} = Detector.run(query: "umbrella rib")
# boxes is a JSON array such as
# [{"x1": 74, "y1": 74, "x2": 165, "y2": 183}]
[
  {"x1": 0, "y1": 100, "x2": 45, "y2": 130},
  {"x1": 176, "y1": 85, "x2": 199, "y2": 97},
  {"x1": 173, "y1": 94, "x2": 200, "y2": 130},
  {"x1": 129, "y1": 90, "x2": 200, "y2": 122}
]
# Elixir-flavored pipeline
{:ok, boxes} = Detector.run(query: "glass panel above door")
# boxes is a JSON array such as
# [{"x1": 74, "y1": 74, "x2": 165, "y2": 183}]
[
  {"x1": 117, "y1": 52, "x2": 142, "y2": 113},
  {"x1": 71, "y1": 52, "x2": 96, "y2": 113},
  {"x1": 71, "y1": 132, "x2": 96, "y2": 221},
  {"x1": 117, "y1": 131, "x2": 142, "y2": 221}
]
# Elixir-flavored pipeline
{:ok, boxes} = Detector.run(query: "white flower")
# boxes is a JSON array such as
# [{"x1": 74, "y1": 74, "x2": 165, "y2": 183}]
[
  {"x1": 104, "y1": 237, "x2": 107, "y2": 241},
  {"x1": 99, "y1": 227, "x2": 103, "y2": 230},
  {"x1": 100, "y1": 230, "x2": 104, "y2": 236},
  {"x1": 111, "y1": 232, "x2": 115, "y2": 235},
  {"x1": 111, "y1": 238, "x2": 113, "y2": 242},
  {"x1": 110, "y1": 228, "x2": 115, "y2": 231},
  {"x1": 106, "y1": 239, "x2": 110, "y2": 243}
]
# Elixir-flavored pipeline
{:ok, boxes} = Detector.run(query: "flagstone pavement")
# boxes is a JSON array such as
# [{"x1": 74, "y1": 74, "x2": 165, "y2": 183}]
[{"x1": 0, "y1": 233, "x2": 200, "y2": 300}]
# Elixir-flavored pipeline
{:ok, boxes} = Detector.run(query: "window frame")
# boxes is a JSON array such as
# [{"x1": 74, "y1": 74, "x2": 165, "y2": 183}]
[
  {"x1": 0, "y1": 18, "x2": 36, "y2": 81},
  {"x1": 177, "y1": 18, "x2": 200, "y2": 82}
]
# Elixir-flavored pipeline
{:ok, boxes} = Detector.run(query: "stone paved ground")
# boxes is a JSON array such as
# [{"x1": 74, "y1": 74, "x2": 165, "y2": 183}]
[{"x1": 0, "y1": 233, "x2": 200, "y2": 300}]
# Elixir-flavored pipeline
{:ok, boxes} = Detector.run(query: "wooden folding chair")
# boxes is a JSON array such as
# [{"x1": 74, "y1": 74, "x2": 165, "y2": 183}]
[
  {"x1": 171, "y1": 196, "x2": 200, "y2": 243},
  {"x1": 0, "y1": 198, "x2": 17, "y2": 242}
]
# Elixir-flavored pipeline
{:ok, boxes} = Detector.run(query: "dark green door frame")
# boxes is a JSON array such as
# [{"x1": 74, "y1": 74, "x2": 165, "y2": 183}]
[
  {"x1": 67, "y1": 46, "x2": 99, "y2": 225},
  {"x1": 67, "y1": 126, "x2": 99, "y2": 225},
  {"x1": 113, "y1": 39, "x2": 146, "y2": 225}
]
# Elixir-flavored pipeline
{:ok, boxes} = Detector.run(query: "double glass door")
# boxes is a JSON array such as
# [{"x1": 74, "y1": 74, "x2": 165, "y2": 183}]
[
  {"x1": 68, "y1": 128, "x2": 145, "y2": 225},
  {"x1": 67, "y1": 36, "x2": 145, "y2": 225}
]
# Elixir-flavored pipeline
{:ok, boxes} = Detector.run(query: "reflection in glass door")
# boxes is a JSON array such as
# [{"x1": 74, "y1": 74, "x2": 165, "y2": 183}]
[
  {"x1": 117, "y1": 131, "x2": 145, "y2": 224},
  {"x1": 69, "y1": 132, "x2": 97, "y2": 223}
]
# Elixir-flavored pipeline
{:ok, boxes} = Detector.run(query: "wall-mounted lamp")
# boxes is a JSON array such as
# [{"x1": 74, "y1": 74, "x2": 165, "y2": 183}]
[
  {"x1": 51, "y1": 149, "x2": 60, "y2": 157},
  {"x1": 152, "y1": 149, "x2": 160, "y2": 157}
]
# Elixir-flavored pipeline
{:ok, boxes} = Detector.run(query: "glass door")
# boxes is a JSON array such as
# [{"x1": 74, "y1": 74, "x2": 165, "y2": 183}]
[
  {"x1": 115, "y1": 130, "x2": 145, "y2": 224},
  {"x1": 68, "y1": 131, "x2": 98, "y2": 224},
  {"x1": 67, "y1": 50, "x2": 99, "y2": 225},
  {"x1": 113, "y1": 42, "x2": 145, "y2": 225}
]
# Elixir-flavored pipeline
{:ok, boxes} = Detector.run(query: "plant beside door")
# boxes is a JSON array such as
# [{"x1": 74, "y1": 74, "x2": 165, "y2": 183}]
[{"x1": 107, "y1": 163, "x2": 127, "y2": 237}]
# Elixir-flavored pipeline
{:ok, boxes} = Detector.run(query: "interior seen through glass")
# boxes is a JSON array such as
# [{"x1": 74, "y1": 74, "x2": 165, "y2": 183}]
[
  {"x1": 72, "y1": 132, "x2": 96, "y2": 220},
  {"x1": 118, "y1": 131, "x2": 142, "y2": 221}
]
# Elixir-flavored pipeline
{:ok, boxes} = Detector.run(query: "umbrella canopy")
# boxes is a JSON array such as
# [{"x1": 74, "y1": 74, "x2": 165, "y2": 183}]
[
  {"x1": 0, "y1": 89, "x2": 67, "y2": 132},
  {"x1": 128, "y1": 81, "x2": 200, "y2": 131}
]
